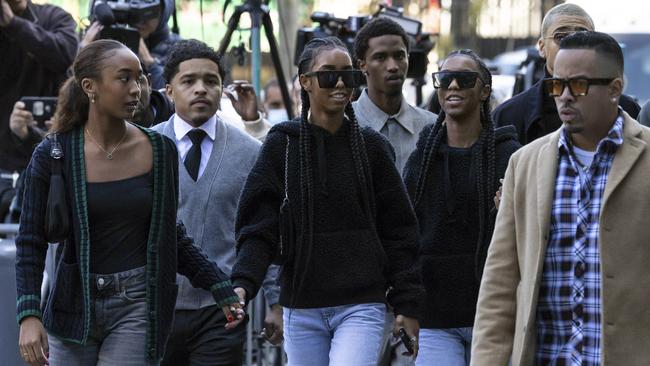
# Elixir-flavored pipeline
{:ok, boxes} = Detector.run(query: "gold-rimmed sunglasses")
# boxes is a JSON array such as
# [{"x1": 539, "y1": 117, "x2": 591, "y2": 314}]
[{"x1": 543, "y1": 77, "x2": 615, "y2": 97}]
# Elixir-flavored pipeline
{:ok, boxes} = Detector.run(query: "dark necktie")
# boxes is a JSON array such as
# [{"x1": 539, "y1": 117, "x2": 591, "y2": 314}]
[{"x1": 184, "y1": 129, "x2": 206, "y2": 181}]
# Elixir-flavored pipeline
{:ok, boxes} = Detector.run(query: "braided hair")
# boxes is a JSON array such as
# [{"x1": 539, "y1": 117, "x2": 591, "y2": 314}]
[
  {"x1": 413, "y1": 49, "x2": 497, "y2": 280},
  {"x1": 292, "y1": 37, "x2": 375, "y2": 299}
]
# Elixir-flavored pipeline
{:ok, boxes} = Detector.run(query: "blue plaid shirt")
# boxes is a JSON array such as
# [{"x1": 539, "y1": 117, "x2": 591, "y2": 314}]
[{"x1": 535, "y1": 114, "x2": 624, "y2": 366}]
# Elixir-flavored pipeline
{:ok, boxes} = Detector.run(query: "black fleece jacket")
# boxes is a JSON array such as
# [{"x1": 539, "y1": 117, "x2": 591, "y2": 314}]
[
  {"x1": 403, "y1": 124, "x2": 521, "y2": 328},
  {"x1": 231, "y1": 119, "x2": 424, "y2": 318}
]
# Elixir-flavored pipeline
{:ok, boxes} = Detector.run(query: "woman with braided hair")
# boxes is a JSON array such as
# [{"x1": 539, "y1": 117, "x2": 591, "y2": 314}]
[
  {"x1": 403, "y1": 49, "x2": 521, "y2": 366},
  {"x1": 231, "y1": 37, "x2": 423, "y2": 365}
]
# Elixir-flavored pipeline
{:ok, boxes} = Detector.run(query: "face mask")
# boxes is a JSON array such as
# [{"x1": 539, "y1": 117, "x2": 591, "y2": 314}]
[{"x1": 266, "y1": 108, "x2": 289, "y2": 125}]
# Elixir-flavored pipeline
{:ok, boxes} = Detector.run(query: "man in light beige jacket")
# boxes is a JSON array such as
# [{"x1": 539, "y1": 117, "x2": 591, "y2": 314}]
[{"x1": 472, "y1": 31, "x2": 650, "y2": 366}]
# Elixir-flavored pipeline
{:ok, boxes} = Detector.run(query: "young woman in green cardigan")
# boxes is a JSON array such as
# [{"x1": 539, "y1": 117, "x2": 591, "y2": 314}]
[{"x1": 16, "y1": 40, "x2": 243, "y2": 366}]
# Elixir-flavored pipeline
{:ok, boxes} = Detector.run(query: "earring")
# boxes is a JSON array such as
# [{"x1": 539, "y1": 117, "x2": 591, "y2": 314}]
[
  {"x1": 89, "y1": 93, "x2": 96, "y2": 103},
  {"x1": 611, "y1": 97, "x2": 617, "y2": 103}
]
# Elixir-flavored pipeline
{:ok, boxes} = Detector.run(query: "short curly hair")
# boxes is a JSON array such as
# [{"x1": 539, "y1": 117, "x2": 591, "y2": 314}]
[
  {"x1": 354, "y1": 17, "x2": 410, "y2": 62},
  {"x1": 163, "y1": 39, "x2": 226, "y2": 83}
]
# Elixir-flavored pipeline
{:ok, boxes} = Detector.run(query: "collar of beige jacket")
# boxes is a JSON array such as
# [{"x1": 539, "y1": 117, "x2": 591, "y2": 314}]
[
  {"x1": 536, "y1": 111, "x2": 645, "y2": 239},
  {"x1": 603, "y1": 112, "x2": 645, "y2": 208}
]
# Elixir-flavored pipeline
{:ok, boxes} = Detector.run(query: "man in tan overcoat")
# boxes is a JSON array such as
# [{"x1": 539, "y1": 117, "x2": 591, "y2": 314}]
[{"x1": 471, "y1": 31, "x2": 650, "y2": 366}]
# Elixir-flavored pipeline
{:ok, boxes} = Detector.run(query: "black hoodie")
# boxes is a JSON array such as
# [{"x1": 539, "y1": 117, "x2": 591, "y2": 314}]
[
  {"x1": 231, "y1": 119, "x2": 424, "y2": 318},
  {"x1": 403, "y1": 124, "x2": 521, "y2": 329}
]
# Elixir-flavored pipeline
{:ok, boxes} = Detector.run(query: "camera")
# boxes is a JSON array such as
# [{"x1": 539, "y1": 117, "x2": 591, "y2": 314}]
[
  {"x1": 89, "y1": 0, "x2": 162, "y2": 54},
  {"x1": 294, "y1": 12, "x2": 367, "y2": 67},
  {"x1": 294, "y1": 5, "x2": 435, "y2": 80}
]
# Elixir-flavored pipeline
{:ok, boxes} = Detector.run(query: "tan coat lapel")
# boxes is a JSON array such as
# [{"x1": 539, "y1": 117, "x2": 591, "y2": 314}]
[
  {"x1": 533, "y1": 129, "x2": 561, "y2": 282},
  {"x1": 603, "y1": 113, "x2": 646, "y2": 208},
  {"x1": 536, "y1": 130, "x2": 561, "y2": 240}
]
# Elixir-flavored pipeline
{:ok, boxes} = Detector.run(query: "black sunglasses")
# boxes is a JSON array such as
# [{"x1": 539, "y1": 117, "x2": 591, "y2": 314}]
[
  {"x1": 303, "y1": 70, "x2": 363, "y2": 88},
  {"x1": 432, "y1": 71, "x2": 484, "y2": 89},
  {"x1": 543, "y1": 77, "x2": 615, "y2": 97}
]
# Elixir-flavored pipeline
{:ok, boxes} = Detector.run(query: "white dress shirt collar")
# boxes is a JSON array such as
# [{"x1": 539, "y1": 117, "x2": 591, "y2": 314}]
[{"x1": 173, "y1": 114, "x2": 217, "y2": 143}]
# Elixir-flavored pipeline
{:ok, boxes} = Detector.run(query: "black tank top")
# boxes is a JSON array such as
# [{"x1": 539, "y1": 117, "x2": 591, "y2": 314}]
[{"x1": 87, "y1": 172, "x2": 152, "y2": 274}]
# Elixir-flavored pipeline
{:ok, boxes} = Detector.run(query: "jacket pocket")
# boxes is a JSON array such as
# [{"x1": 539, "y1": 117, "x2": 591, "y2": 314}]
[{"x1": 49, "y1": 261, "x2": 83, "y2": 314}]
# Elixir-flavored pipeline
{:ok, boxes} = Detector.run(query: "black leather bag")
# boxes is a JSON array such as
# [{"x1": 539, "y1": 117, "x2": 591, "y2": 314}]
[
  {"x1": 44, "y1": 134, "x2": 70, "y2": 243},
  {"x1": 275, "y1": 135, "x2": 294, "y2": 265}
]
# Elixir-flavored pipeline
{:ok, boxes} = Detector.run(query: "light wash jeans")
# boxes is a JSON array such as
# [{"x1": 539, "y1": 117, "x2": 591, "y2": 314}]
[
  {"x1": 415, "y1": 327, "x2": 473, "y2": 366},
  {"x1": 48, "y1": 266, "x2": 155, "y2": 366},
  {"x1": 283, "y1": 303, "x2": 386, "y2": 366}
]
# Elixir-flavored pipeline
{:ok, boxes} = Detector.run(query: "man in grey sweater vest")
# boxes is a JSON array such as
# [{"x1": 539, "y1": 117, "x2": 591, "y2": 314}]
[{"x1": 155, "y1": 39, "x2": 280, "y2": 365}]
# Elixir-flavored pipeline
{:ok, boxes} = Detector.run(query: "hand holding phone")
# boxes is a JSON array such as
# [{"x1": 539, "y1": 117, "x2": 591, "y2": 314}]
[
  {"x1": 399, "y1": 327, "x2": 415, "y2": 356},
  {"x1": 19, "y1": 97, "x2": 57, "y2": 128}
]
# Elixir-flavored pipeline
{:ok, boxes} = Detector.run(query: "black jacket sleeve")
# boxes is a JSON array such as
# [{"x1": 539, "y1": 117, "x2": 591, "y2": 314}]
[
  {"x1": 365, "y1": 129, "x2": 424, "y2": 319},
  {"x1": 230, "y1": 131, "x2": 285, "y2": 302},
  {"x1": 15, "y1": 139, "x2": 52, "y2": 323},
  {"x1": 176, "y1": 222, "x2": 239, "y2": 307},
  {"x1": 3, "y1": 5, "x2": 78, "y2": 73}
]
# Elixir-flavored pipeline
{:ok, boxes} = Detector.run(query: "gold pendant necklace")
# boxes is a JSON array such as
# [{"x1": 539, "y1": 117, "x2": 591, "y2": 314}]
[{"x1": 86, "y1": 126, "x2": 128, "y2": 160}]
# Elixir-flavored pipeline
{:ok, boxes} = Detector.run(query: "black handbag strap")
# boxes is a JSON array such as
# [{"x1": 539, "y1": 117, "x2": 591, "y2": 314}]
[
  {"x1": 49, "y1": 133, "x2": 64, "y2": 175},
  {"x1": 283, "y1": 135, "x2": 290, "y2": 200}
]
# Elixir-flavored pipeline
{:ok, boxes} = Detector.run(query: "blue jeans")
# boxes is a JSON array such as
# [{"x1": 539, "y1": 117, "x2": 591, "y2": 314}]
[
  {"x1": 283, "y1": 303, "x2": 386, "y2": 366},
  {"x1": 416, "y1": 327, "x2": 473, "y2": 366},
  {"x1": 48, "y1": 266, "x2": 154, "y2": 366}
]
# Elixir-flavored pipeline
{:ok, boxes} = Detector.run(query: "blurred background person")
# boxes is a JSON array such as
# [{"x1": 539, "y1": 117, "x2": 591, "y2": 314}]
[
  {"x1": 492, "y1": 3, "x2": 640, "y2": 145},
  {"x1": 262, "y1": 78, "x2": 289, "y2": 125},
  {"x1": 130, "y1": 63, "x2": 175, "y2": 127},
  {"x1": 637, "y1": 99, "x2": 650, "y2": 127},
  {"x1": 0, "y1": 0, "x2": 77, "y2": 218},
  {"x1": 218, "y1": 81, "x2": 272, "y2": 141},
  {"x1": 80, "y1": 0, "x2": 180, "y2": 90},
  {"x1": 291, "y1": 74, "x2": 302, "y2": 118}
]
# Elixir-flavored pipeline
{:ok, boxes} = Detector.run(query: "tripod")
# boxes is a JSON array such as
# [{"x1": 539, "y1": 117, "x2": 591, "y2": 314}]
[{"x1": 218, "y1": 0, "x2": 294, "y2": 120}]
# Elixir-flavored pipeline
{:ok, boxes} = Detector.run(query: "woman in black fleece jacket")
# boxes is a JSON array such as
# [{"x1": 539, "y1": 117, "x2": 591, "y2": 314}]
[
  {"x1": 403, "y1": 50, "x2": 521, "y2": 366},
  {"x1": 231, "y1": 37, "x2": 423, "y2": 365}
]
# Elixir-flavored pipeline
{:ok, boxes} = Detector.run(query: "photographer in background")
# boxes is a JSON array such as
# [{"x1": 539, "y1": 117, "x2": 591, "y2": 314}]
[
  {"x1": 81, "y1": 0, "x2": 180, "y2": 89},
  {"x1": 0, "y1": 0, "x2": 77, "y2": 218},
  {"x1": 262, "y1": 78, "x2": 289, "y2": 125},
  {"x1": 130, "y1": 62, "x2": 175, "y2": 127}
]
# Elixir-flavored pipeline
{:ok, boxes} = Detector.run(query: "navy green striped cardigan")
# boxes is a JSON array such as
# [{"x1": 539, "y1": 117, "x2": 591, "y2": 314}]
[{"x1": 15, "y1": 126, "x2": 239, "y2": 361}]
